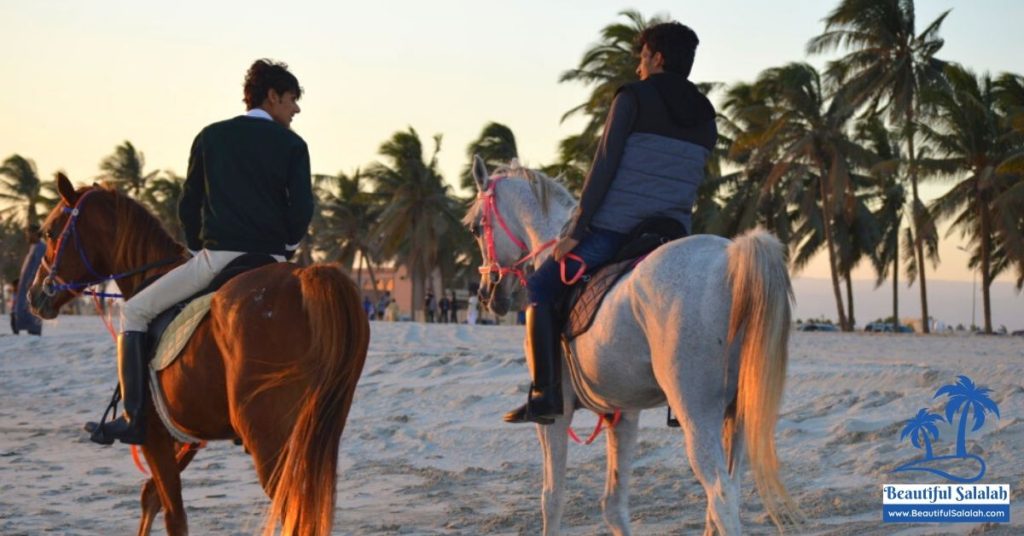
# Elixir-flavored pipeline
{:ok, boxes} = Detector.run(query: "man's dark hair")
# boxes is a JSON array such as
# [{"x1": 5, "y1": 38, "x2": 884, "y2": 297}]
[
  {"x1": 243, "y1": 59, "x2": 302, "y2": 109},
  {"x1": 637, "y1": 22, "x2": 700, "y2": 78}
]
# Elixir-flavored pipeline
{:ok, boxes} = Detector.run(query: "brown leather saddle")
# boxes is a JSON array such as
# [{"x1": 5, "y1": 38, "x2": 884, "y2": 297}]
[{"x1": 560, "y1": 218, "x2": 687, "y2": 341}]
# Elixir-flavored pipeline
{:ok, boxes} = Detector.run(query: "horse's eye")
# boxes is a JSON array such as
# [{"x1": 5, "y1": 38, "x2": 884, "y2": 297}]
[{"x1": 471, "y1": 224, "x2": 482, "y2": 237}]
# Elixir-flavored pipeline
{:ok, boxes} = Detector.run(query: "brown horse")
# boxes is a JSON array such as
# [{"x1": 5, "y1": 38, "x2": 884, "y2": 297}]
[{"x1": 28, "y1": 174, "x2": 370, "y2": 536}]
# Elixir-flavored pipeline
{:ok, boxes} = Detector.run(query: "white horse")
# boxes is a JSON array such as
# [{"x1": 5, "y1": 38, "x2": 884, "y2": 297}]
[{"x1": 465, "y1": 157, "x2": 801, "y2": 535}]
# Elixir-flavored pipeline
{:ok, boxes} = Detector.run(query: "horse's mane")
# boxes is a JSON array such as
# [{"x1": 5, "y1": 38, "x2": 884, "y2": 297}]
[
  {"x1": 463, "y1": 161, "x2": 576, "y2": 227},
  {"x1": 97, "y1": 185, "x2": 186, "y2": 281}
]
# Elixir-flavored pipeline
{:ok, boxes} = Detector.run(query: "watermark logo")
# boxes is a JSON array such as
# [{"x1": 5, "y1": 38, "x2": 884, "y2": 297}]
[
  {"x1": 894, "y1": 375, "x2": 999, "y2": 483},
  {"x1": 883, "y1": 375, "x2": 1009, "y2": 523}
]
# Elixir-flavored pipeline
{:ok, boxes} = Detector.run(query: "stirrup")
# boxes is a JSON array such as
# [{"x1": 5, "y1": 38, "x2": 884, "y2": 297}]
[
  {"x1": 87, "y1": 417, "x2": 145, "y2": 445},
  {"x1": 85, "y1": 383, "x2": 122, "y2": 446},
  {"x1": 503, "y1": 403, "x2": 555, "y2": 425},
  {"x1": 667, "y1": 407, "x2": 680, "y2": 428}
]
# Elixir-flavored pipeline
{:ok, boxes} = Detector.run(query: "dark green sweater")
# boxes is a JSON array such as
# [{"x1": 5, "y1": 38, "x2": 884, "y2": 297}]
[{"x1": 179, "y1": 116, "x2": 313, "y2": 255}]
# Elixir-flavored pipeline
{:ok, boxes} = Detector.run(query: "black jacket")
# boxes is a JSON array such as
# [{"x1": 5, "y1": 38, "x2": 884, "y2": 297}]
[{"x1": 179, "y1": 116, "x2": 313, "y2": 256}]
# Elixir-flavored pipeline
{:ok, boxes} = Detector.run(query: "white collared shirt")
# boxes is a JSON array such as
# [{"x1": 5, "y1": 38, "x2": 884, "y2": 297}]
[{"x1": 244, "y1": 108, "x2": 273, "y2": 121}]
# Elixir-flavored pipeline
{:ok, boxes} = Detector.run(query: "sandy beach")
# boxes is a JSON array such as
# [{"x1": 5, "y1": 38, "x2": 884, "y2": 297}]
[{"x1": 1, "y1": 316, "x2": 1021, "y2": 535}]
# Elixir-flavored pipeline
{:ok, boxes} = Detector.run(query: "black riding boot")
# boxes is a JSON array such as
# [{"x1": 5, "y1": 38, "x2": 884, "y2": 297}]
[
  {"x1": 86, "y1": 331, "x2": 149, "y2": 445},
  {"x1": 503, "y1": 304, "x2": 563, "y2": 425}
]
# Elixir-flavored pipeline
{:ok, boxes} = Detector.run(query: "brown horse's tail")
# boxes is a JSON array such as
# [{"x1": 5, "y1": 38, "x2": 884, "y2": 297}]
[
  {"x1": 726, "y1": 229, "x2": 803, "y2": 529},
  {"x1": 264, "y1": 264, "x2": 369, "y2": 536}
]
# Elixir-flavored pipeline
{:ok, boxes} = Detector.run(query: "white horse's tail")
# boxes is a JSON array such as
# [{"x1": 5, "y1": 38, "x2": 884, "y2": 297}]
[{"x1": 726, "y1": 229, "x2": 803, "y2": 529}]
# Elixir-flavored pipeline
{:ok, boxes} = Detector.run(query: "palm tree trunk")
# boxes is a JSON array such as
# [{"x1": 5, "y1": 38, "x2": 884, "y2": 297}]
[
  {"x1": 980, "y1": 201, "x2": 993, "y2": 334},
  {"x1": 412, "y1": 267, "x2": 424, "y2": 322},
  {"x1": 357, "y1": 255, "x2": 365, "y2": 295},
  {"x1": 819, "y1": 166, "x2": 850, "y2": 330},
  {"x1": 25, "y1": 201, "x2": 39, "y2": 230},
  {"x1": 845, "y1": 270, "x2": 855, "y2": 330},
  {"x1": 906, "y1": 111, "x2": 931, "y2": 333},
  {"x1": 892, "y1": 248, "x2": 899, "y2": 331},
  {"x1": 361, "y1": 250, "x2": 382, "y2": 301},
  {"x1": 0, "y1": 276, "x2": 7, "y2": 315}
]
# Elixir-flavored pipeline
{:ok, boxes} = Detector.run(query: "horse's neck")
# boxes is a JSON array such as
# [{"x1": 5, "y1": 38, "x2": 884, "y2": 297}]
[
  {"x1": 110, "y1": 225, "x2": 182, "y2": 300},
  {"x1": 511, "y1": 196, "x2": 571, "y2": 261}
]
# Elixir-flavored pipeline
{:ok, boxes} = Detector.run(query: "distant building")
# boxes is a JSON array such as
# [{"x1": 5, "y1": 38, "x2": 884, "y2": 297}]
[{"x1": 350, "y1": 264, "x2": 441, "y2": 322}]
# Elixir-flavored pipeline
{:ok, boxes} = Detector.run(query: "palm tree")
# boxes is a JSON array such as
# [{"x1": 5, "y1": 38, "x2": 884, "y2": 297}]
[
  {"x1": 934, "y1": 376, "x2": 1000, "y2": 457},
  {"x1": 141, "y1": 171, "x2": 185, "y2": 242},
  {"x1": 0, "y1": 155, "x2": 45, "y2": 228},
  {"x1": 368, "y1": 128, "x2": 463, "y2": 320},
  {"x1": 900, "y1": 408, "x2": 944, "y2": 459},
  {"x1": 921, "y1": 65, "x2": 1024, "y2": 334},
  {"x1": 808, "y1": 0, "x2": 951, "y2": 333},
  {"x1": 703, "y1": 81, "x2": 796, "y2": 242},
  {"x1": 833, "y1": 188, "x2": 882, "y2": 329},
  {"x1": 312, "y1": 169, "x2": 384, "y2": 294},
  {"x1": 759, "y1": 63, "x2": 864, "y2": 330},
  {"x1": 856, "y1": 115, "x2": 906, "y2": 331},
  {"x1": 0, "y1": 213, "x2": 27, "y2": 314},
  {"x1": 461, "y1": 122, "x2": 518, "y2": 191},
  {"x1": 98, "y1": 141, "x2": 158, "y2": 198},
  {"x1": 557, "y1": 10, "x2": 669, "y2": 180}
]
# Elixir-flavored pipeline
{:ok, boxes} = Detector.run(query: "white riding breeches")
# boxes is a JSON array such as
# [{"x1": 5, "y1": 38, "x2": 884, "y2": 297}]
[{"x1": 122, "y1": 249, "x2": 283, "y2": 332}]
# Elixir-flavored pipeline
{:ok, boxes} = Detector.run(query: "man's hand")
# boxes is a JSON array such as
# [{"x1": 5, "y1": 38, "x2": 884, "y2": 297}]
[{"x1": 552, "y1": 236, "x2": 579, "y2": 262}]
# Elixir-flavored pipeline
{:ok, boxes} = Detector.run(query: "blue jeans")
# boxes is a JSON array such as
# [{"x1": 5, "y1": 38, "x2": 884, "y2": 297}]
[{"x1": 527, "y1": 227, "x2": 627, "y2": 305}]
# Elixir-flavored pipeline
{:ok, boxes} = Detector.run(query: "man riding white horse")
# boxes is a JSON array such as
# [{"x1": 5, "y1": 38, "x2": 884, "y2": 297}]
[{"x1": 506, "y1": 21, "x2": 717, "y2": 425}]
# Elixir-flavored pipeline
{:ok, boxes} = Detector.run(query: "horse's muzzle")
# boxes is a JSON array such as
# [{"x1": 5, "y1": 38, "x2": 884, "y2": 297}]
[{"x1": 28, "y1": 286, "x2": 59, "y2": 319}]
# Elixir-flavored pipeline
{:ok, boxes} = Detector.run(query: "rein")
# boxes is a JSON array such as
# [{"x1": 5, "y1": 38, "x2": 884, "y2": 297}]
[
  {"x1": 477, "y1": 175, "x2": 615, "y2": 443},
  {"x1": 40, "y1": 190, "x2": 180, "y2": 299},
  {"x1": 476, "y1": 176, "x2": 585, "y2": 288}
]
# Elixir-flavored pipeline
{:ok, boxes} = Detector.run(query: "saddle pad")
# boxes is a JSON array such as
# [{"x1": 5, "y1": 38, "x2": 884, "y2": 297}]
[
  {"x1": 564, "y1": 257, "x2": 638, "y2": 340},
  {"x1": 151, "y1": 294, "x2": 214, "y2": 371}
]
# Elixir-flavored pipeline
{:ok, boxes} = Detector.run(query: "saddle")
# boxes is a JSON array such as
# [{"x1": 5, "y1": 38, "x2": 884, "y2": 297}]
[
  {"x1": 146, "y1": 253, "x2": 277, "y2": 352},
  {"x1": 559, "y1": 218, "x2": 687, "y2": 341}
]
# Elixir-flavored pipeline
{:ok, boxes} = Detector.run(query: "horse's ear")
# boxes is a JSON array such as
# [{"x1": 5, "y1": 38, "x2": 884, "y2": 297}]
[
  {"x1": 472, "y1": 154, "x2": 489, "y2": 192},
  {"x1": 56, "y1": 172, "x2": 78, "y2": 205}
]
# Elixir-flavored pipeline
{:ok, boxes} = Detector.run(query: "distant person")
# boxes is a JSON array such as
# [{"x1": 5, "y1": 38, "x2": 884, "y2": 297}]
[
  {"x1": 385, "y1": 298, "x2": 400, "y2": 322},
  {"x1": 14, "y1": 226, "x2": 45, "y2": 336},
  {"x1": 467, "y1": 295, "x2": 479, "y2": 325},
  {"x1": 424, "y1": 291, "x2": 436, "y2": 323},
  {"x1": 438, "y1": 293, "x2": 451, "y2": 324},
  {"x1": 85, "y1": 59, "x2": 312, "y2": 446},
  {"x1": 362, "y1": 296, "x2": 374, "y2": 320},
  {"x1": 448, "y1": 290, "x2": 458, "y2": 323},
  {"x1": 7, "y1": 279, "x2": 19, "y2": 334},
  {"x1": 376, "y1": 292, "x2": 390, "y2": 321}
]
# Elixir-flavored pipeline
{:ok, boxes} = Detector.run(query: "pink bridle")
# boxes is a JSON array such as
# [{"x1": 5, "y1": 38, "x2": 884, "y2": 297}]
[
  {"x1": 476, "y1": 176, "x2": 557, "y2": 287},
  {"x1": 477, "y1": 175, "x2": 589, "y2": 288},
  {"x1": 478, "y1": 174, "x2": 618, "y2": 441}
]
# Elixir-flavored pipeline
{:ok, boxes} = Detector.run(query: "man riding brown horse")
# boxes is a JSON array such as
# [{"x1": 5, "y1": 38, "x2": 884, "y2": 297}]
[{"x1": 86, "y1": 59, "x2": 314, "y2": 445}]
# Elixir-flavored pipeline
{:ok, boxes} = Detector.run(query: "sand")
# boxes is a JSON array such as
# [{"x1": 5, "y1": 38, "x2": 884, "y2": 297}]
[{"x1": 1, "y1": 316, "x2": 1021, "y2": 535}]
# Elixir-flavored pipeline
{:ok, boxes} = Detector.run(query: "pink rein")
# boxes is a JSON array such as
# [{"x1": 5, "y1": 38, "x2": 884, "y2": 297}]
[
  {"x1": 477, "y1": 177, "x2": 585, "y2": 286},
  {"x1": 478, "y1": 175, "x2": 616, "y2": 443}
]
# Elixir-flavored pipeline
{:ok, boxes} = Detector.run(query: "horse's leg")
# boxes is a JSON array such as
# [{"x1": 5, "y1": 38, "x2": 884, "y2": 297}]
[
  {"x1": 138, "y1": 443, "x2": 201, "y2": 536},
  {"x1": 536, "y1": 410, "x2": 572, "y2": 536},
  {"x1": 664, "y1": 393, "x2": 739, "y2": 536},
  {"x1": 140, "y1": 423, "x2": 189, "y2": 535},
  {"x1": 600, "y1": 410, "x2": 639, "y2": 536}
]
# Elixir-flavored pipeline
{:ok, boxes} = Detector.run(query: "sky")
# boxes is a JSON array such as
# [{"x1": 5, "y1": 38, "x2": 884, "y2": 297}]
[{"x1": 1, "y1": 0, "x2": 1022, "y2": 291}]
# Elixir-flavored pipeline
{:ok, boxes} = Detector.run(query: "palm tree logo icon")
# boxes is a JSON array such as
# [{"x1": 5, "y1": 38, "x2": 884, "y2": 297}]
[{"x1": 894, "y1": 376, "x2": 1000, "y2": 483}]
